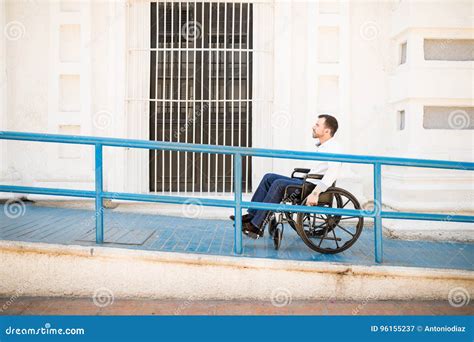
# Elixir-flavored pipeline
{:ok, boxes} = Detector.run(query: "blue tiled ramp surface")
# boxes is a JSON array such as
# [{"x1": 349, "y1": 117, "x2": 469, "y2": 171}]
[{"x1": 1, "y1": 203, "x2": 472, "y2": 271}]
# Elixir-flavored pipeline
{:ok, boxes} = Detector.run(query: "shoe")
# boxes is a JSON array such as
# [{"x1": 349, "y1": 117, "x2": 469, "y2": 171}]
[
  {"x1": 242, "y1": 221, "x2": 264, "y2": 239},
  {"x1": 229, "y1": 213, "x2": 253, "y2": 223}
]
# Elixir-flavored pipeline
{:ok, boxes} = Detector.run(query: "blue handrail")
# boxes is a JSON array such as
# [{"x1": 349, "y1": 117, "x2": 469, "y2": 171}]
[{"x1": 1, "y1": 131, "x2": 473, "y2": 263}]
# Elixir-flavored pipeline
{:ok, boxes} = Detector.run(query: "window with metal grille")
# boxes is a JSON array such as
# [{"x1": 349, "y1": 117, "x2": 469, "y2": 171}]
[{"x1": 149, "y1": 1, "x2": 253, "y2": 193}]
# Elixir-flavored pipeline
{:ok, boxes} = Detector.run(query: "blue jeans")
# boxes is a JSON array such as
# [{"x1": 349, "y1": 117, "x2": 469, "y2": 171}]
[{"x1": 248, "y1": 173, "x2": 305, "y2": 229}]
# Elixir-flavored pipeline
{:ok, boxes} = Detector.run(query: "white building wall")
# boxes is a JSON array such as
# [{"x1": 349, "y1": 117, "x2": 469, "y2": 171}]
[
  {"x1": 0, "y1": 0, "x2": 7, "y2": 185},
  {"x1": 251, "y1": 0, "x2": 274, "y2": 186},
  {"x1": 384, "y1": 0, "x2": 473, "y2": 214},
  {"x1": 2, "y1": 0, "x2": 53, "y2": 190},
  {"x1": 272, "y1": 0, "x2": 357, "y2": 194},
  {"x1": 89, "y1": 1, "x2": 127, "y2": 193},
  {"x1": 0, "y1": 0, "x2": 128, "y2": 195}
]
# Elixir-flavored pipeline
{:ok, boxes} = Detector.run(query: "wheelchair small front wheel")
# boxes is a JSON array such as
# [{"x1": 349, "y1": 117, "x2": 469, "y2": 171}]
[
  {"x1": 268, "y1": 216, "x2": 278, "y2": 237},
  {"x1": 273, "y1": 224, "x2": 283, "y2": 250}
]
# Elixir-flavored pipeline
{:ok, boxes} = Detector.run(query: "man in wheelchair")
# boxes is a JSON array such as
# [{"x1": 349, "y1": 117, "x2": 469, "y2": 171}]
[{"x1": 230, "y1": 114, "x2": 342, "y2": 239}]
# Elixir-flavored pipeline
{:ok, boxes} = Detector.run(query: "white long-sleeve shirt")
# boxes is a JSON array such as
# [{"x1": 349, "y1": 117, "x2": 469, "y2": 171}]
[{"x1": 306, "y1": 137, "x2": 342, "y2": 191}]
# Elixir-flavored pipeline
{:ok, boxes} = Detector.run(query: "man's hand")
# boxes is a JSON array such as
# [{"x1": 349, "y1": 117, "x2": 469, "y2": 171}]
[{"x1": 306, "y1": 192, "x2": 319, "y2": 206}]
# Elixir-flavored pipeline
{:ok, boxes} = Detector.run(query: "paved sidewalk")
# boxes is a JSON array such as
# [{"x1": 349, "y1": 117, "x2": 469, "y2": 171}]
[{"x1": 0, "y1": 297, "x2": 472, "y2": 316}]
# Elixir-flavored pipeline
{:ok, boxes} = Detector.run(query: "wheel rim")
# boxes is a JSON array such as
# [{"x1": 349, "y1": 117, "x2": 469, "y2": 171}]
[{"x1": 296, "y1": 188, "x2": 364, "y2": 254}]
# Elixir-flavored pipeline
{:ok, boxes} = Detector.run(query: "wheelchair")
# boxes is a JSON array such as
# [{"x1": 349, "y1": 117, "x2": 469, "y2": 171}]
[{"x1": 265, "y1": 168, "x2": 364, "y2": 254}]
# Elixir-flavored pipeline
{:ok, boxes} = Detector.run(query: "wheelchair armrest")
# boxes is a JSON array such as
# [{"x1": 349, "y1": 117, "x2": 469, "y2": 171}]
[
  {"x1": 293, "y1": 168, "x2": 311, "y2": 173},
  {"x1": 306, "y1": 174, "x2": 324, "y2": 180},
  {"x1": 306, "y1": 174, "x2": 336, "y2": 188},
  {"x1": 291, "y1": 168, "x2": 311, "y2": 179}
]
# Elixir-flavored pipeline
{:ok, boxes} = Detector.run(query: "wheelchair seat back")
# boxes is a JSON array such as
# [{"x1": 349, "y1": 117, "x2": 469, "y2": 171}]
[
  {"x1": 303, "y1": 174, "x2": 336, "y2": 206},
  {"x1": 287, "y1": 169, "x2": 336, "y2": 206},
  {"x1": 302, "y1": 182, "x2": 336, "y2": 206}
]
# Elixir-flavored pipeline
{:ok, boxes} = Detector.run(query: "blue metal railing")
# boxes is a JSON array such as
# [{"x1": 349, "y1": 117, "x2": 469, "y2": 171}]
[{"x1": 1, "y1": 131, "x2": 473, "y2": 263}]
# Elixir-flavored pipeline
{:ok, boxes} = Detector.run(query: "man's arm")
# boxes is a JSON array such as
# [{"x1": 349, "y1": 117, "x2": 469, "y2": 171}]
[
  {"x1": 307, "y1": 161, "x2": 342, "y2": 205},
  {"x1": 317, "y1": 161, "x2": 341, "y2": 192}
]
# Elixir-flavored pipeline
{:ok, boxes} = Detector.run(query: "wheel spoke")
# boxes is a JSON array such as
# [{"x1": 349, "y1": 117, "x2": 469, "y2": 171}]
[
  {"x1": 336, "y1": 223, "x2": 355, "y2": 237},
  {"x1": 316, "y1": 228, "x2": 326, "y2": 247},
  {"x1": 309, "y1": 221, "x2": 326, "y2": 229},
  {"x1": 331, "y1": 227, "x2": 340, "y2": 248},
  {"x1": 341, "y1": 198, "x2": 351, "y2": 208},
  {"x1": 338, "y1": 216, "x2": 357, "y2": 221}
]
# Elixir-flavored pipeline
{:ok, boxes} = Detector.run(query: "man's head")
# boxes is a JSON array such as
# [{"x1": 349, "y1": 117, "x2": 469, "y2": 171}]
[{"x1": 312, "y1": 114, "x2": 338, "y2": 140}]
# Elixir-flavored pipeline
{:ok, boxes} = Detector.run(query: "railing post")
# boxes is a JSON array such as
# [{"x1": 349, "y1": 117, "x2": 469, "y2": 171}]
[
  {"x1": 374, "y1": 162, "x2": 383, "y2": 263},
  {"x1": 234, "y1": 153, "x2": 243, "y2": 254},
  {"x1": 95, "y1": 143, "x2": 104, "y2": 244}
]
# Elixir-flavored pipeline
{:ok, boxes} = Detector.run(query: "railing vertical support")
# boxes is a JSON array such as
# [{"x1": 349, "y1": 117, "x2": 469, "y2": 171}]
[
  {"x1": 95, "y1": 143, "x2": 104, "y2": 244},
  {"x1": 374, "y1": 162, "x2": 383, "y2": 263},
  {"x1": 234, "y1": 153, "x2": 243, "y2": 254}
]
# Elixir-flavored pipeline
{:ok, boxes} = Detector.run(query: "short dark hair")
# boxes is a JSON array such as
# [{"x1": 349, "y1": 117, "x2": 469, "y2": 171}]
[{"x1": 318, "y1": 114, "x2": 339, "y2": 137}]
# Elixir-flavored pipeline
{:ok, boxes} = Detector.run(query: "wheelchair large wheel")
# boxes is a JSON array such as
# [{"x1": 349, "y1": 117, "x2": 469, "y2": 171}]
[{"x1": 295, "y1": 187, "x2": 363, "y2": 254}]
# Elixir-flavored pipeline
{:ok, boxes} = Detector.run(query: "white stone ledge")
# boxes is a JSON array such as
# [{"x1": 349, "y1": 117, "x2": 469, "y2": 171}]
[{"x1": 0, "y1": 240, "x2": 472, "y2": 301}]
